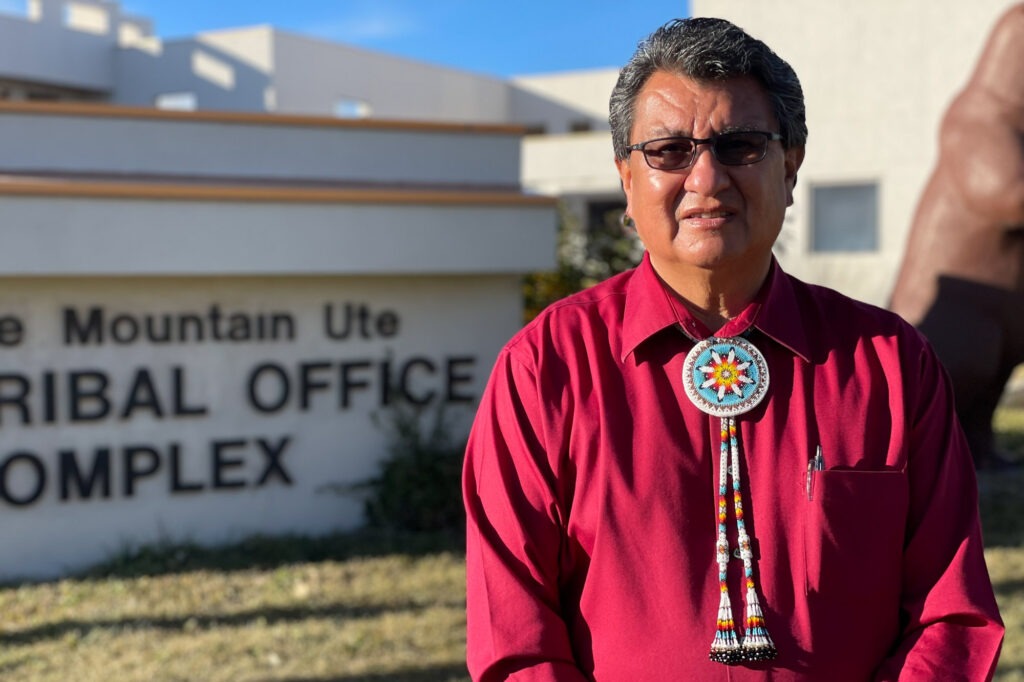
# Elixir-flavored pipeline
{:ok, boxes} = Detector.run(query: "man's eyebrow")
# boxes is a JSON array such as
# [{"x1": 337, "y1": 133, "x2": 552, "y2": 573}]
[
  {"x1": 719, "y1": 124, "x2": 769, "y2": 134},
  {"x1": 647, "y1": 127, "x2": 691, "y2": 138},
  {"x1": 644, "y1": 124, "x2": 770, "y2": 139}
]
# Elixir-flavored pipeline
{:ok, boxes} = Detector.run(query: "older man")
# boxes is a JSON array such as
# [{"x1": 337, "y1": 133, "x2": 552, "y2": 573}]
[{"x1": 463, "y1": 17, "x2": 1003, "y2": 681}]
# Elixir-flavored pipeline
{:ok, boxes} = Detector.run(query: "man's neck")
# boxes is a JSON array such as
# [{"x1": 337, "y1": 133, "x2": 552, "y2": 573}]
[{"x1": 650, "y1": 255, "x2": 772, "y2": 333}]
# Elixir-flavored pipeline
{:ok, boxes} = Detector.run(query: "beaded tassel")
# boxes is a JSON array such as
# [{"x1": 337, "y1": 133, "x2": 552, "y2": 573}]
[
  {"x1": 729, "y1": 419, "x2": 777, "y2": 662},
  {"x1": 709, "y1": 421, "x2": 743, "y2": 664}
]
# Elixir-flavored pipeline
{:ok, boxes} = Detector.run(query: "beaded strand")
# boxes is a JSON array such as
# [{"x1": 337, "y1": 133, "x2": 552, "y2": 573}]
[
  {"x1": 728, "y1": 418, "x2": 777, "y2": 661},
  {"x1": 709, "y1": 418, "x2": 743, "y2": 663},
  {"x1": 708, "y1": 416, "x2": 777, "y2": 664}
]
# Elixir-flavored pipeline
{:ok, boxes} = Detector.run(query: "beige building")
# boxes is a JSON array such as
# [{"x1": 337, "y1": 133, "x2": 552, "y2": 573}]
[{"x1": 0, "y1": 1, "x2": 559, "y2": 579}]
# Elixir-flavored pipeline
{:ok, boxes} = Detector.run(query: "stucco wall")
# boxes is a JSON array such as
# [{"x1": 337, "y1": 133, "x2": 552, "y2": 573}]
[
  {"x1": 0, "y1": 196, "x2": 556, "y2": 276},
  {"x1": 0, "y1": 111, "x2": 522, "y2": 185},
  {"x1": 0, "y1": 273, "x2": 520, "y2": 579},
  {"x1": 521, "y1": 131, "x2": 620, "y2": 196},
  {"x1": 510, "y1": 68, "x2": 618, "y2": 134},
  {"x1": 0, "y1": 9, "x2": 114, "y2": 92},
  {"x1": 114, "y1": 31, "x2": 271, "y2": 111},
  {"x1": 271, "y1": 31, "x2": 511, "y2": 122}
]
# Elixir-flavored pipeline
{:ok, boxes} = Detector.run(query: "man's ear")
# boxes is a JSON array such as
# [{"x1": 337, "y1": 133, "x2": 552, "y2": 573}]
[
  {"x1": 616, "y1": 156, "x2": 633, "y2": 207},
  {"x1": 785, "y1": 146, "x2": 805, "y2": 207}
]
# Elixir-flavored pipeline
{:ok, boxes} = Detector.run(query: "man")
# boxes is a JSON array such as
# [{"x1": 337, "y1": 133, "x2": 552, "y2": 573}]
[{"x1": 464, "y1": 17, "x2": 1003, "y2": 681}]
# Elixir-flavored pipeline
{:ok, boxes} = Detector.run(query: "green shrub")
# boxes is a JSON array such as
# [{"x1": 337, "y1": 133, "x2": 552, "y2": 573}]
[
  {"x1": 359, "y1": 403, "x2": 466, "y2": 533},
  {"x1": 523, "y1": 203, "x2": 643, "y2": 321}
]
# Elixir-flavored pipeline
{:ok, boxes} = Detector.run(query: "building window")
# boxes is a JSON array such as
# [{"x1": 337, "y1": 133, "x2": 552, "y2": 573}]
[
  {"x1": 333, "y1": 97, "x2": 372, "y2": 119},
  {"x1": 569, "y1": 119, "x2": 592, "y2": 133},
  {"x1": 523, "y1": 123, "x2": 546, "y2": 135},
  {"x1": 155, "y1": 92, "x2": 198, "y2": 111},
  {"x1": 811, "y1": 183, "x2": 878, "y2": 252}
]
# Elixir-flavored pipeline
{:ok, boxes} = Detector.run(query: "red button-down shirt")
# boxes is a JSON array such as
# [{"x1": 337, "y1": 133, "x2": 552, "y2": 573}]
[{"x1": 463, "y1": 255, "x2": 1003, "y2": 681}]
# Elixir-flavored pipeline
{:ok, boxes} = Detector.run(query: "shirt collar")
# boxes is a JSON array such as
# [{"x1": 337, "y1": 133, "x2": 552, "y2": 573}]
[{"x1": 621, "y1": 253, "x2": 812, "y2": 363}]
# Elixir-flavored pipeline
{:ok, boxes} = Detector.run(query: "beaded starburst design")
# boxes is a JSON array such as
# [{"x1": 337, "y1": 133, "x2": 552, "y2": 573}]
[{"x1": 698, "y1": 347, "x2": 755, "y2": 402}]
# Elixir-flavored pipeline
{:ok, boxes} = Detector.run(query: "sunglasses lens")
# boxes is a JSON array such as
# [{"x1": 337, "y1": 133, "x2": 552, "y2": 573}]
[
  {"x1": 713, "y1": 132, "x2": 768, "y2": 165},
  {"x1": 636, "y1": 132, "x2": 773, "y2": 169},
  {"x1": 643, "y1": 139, "x2": 695, "y2": 170}
]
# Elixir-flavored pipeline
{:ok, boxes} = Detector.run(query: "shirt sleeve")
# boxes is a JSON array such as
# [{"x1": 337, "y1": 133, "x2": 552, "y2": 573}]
[
  {"x1": 873, "y1": 339, "x2": 1004, "y2": 681},
  {"x1": 463, "y1": 348, "x2": 589, "y2": 682}
]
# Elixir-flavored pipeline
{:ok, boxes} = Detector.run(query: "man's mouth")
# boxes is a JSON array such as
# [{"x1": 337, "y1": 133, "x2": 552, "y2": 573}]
[{"x1": 680, "y1": 208, "x2": 735, "y2": 225}]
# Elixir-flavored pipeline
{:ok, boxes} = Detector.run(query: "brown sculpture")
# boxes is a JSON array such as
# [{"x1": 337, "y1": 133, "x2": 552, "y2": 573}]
[{"x1": 889, "y1": 3, "x2": 1024, "y2": 469}]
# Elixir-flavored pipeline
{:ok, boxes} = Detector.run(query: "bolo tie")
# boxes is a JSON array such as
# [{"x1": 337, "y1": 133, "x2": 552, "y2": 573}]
[{"x1": 682, "y1": 335, "x2": 777, "y2": 665}]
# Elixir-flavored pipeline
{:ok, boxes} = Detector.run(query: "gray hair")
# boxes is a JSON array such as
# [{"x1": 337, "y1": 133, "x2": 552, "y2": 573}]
[{"x1": 609, "y1": 17, "x2": 807, "y2": 161}]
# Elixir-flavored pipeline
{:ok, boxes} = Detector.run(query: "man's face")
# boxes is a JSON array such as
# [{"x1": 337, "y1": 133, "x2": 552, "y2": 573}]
[{"x1": 616, "y1": 71, "x2": 804, "y2": 280}]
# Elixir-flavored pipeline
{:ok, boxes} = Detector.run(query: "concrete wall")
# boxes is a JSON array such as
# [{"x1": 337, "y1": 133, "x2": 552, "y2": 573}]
[
  {"x1": 114, "y1": 28, "x2": 272, "y2": 111},
  {"x1": 0, "y1": 110, "x2": 522, "y2": 186},
  {"x1": 0, "y1": 273, "x2": 521, "y2": 579},
  {"x1": 521, "y1": 131, "x2": 619, "y2": 196},
  {"x1": 271, "y1": 31, "x2": 511, "y2": 122},
  {"x1": 0, "y1": 196, "x2": 556, "y2": 276},
  {"x1": 512, "y1": 70, "x2": 623, "y2": 215},
  {"x1": 511, "y1": 68, "x2": 618, "y2": 133},
  {"x1": 0, "y1": 2, "x2": 115, "y2": 93},
  {"x1": 113, "y1": 25, "x2": 519, "y2": 122},
  {"x1": 690, "y1": 0, "x2": 1019, "y2": 305}
]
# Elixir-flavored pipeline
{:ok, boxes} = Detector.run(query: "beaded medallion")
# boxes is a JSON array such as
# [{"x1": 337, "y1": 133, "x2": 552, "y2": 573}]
[
  {"x1": 682, "y1": 336, "x2": 777, "y2": 665},
  {"x1": 682, "y1": 337, "x2": 769, "y2": 417}
]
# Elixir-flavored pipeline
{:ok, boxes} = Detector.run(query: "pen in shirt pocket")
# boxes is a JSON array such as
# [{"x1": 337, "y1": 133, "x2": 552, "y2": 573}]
[{"x1": 806, "y1": 445, "x2": 824, "y2": 501}]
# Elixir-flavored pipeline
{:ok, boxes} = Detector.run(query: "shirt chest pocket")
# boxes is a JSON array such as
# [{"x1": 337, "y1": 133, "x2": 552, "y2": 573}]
[{"x1": 803, "y1": 470, "x2": 908, "y2": 602}]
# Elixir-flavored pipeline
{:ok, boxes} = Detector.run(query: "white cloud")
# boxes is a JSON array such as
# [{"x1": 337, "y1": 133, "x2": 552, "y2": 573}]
[{"x1": 304, "y1": 6, "x2": 420, "y2": 43}]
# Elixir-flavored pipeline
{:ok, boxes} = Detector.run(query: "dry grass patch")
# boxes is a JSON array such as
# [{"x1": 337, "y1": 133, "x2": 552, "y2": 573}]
[
  {"x1": 988, "y1": 546, "x2": 1024, "y2": 681},
  {"x1": 0, "y1": 537, "x2": 470, "y2": 681}
]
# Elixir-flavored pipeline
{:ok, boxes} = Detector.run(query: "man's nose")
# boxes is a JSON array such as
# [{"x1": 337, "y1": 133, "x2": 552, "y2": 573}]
[{"x1": 684, "y1": 144, "x2": 730, "y2": 195}]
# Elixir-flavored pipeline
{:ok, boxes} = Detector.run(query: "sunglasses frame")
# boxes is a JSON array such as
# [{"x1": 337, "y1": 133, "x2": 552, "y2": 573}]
[{"x1": 627, "y1": 131, "x2": 783, "y2": 170}]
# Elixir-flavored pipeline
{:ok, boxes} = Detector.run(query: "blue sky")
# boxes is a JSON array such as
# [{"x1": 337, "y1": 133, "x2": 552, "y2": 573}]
[{"x1": 112, "y1": 1, "x2": 690, "y2": 78}]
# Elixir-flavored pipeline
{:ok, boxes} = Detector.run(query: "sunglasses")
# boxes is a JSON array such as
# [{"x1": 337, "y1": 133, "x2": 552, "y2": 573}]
[{"x1": 627, "y1": 131, "x2": 782, "y2": 170}]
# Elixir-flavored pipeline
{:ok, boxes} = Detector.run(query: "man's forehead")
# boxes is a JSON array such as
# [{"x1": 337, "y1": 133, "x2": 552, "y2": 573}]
[{"x1": 632, "y1": 72, "x2": 775, "y2": 137}]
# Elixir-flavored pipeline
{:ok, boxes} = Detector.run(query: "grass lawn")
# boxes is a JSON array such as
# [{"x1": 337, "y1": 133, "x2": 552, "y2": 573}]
[
  {"x1": 0, "y1": 532, "x2": 470, "y2": 682},
  {"x1": 0, "y1": 409, "x2": 1021, "y2": 681},
  {"x1": 985, "y1": 407, "x2": 1024, "y2": 681}
]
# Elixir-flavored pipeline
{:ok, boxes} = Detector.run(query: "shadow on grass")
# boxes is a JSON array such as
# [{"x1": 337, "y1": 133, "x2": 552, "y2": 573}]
[
  {"x1": 0, "y1": 598, "x2": 465, "y2": 647},
  {"x1": 995, "y1": 662, "x2": 1024, "y2": 678},
  {"x1": 0, "y1": 528, "x2": 466, "y2": 587},
  {"x1": 978, "y1": 468, "x2": 1024, "y2": 548},
  {"x1": 994, "y1": 576, "x2": 1024, "y2": 598},
  {"x1": 251, "y1": 664, "x2": 470, "y2": 681}
]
